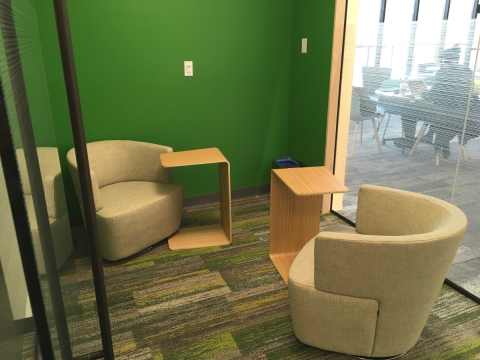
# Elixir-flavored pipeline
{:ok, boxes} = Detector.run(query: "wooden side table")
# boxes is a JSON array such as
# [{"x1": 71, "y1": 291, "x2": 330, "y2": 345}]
[
  {"x1": 269, "y1": 167, "x2": 347, "y2": 283},
  {"x1": 160, "y1": 148, "x2": 232, "y2": 250}
]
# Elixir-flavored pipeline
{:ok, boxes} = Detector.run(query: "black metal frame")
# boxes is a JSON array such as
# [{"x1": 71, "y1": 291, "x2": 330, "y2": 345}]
[
  {"x1": 52, "y1": 0, "x2": 114, "y2": 358},
  {"x1": 330, "y1": 0, "x2": 480, "y2": 306},
  {"x1": 406, "y1": 0, "x2": 421, "y2": 76}
]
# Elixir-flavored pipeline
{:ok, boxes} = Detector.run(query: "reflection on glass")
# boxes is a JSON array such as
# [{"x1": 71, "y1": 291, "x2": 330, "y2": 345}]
[
  {"x1": 15, "y1": 147, "x2": 73, "y2": 275},
  {"x1": 0, "y1": 0, "x2": 102, "y2": 357},
  {"x1": 0, "y1": 165, "x2": 30, "y2": 359}
]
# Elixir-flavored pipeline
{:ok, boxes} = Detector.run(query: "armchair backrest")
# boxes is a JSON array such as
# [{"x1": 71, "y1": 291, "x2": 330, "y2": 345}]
[
  {"x1": 355, "y1": 185, "x2": 450, "y2": 236},
  {"x1": 67, "y1": 140, "x2": 173, "y2": 188},
  {"x1": 314, "y1": 185, "x2": 467, "y2": 355},
  {"x1": 16, "y1": 148, "x2": 67, "y2": 219}
]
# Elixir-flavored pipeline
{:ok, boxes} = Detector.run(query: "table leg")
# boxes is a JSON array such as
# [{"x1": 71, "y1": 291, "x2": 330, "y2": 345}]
[
  {"x1": 269, "y1": 172, "x2": 323, "y2": 283},
  {"x1": 352, "y1": 123, "x2": 359, "y2": 156},
  {"x1": 381, "y1": 114, "x2": 391, "y2": 144},
  {"x1": 371, "y1": 119, "x2": 382, "y2": 153},
  {"x1": 168, "y1": 161, "x2": 232, "y2": 250},
  {"x1": 409, "y1": 123, "x2": 427, "y2": 157}
]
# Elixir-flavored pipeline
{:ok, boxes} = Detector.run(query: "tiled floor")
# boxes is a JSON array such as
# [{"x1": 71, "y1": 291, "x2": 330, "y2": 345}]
[{"x1": 338, "y1": 112, "x2": 480, "y2": 298}]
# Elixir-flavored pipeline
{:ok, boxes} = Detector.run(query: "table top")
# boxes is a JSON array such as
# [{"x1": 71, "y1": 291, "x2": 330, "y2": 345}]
[
  {"x1": 160, "y1": 147, "x2": 228, "y2": 168},
  {"x1": 273, "y1": 166, "x2": 348, "y2": 196},
  {"x1": 375, "y1": 90, "x2": 433, "y2": 104}
]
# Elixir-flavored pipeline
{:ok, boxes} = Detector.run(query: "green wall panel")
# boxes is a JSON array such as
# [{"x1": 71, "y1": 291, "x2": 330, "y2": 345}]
[
  {"x1": 288, "y1": 0, "x2": 336, "y2": 166},
  {"x1": 35, "y1": 0, "x2": 294, "y2": 215},
  {"x1": 33, "y1": 0, "x2": 336, "y2": 216}
]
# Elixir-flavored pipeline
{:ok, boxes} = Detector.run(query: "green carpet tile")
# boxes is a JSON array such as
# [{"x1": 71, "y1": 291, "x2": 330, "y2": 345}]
[{"x1": 43, "y1": 195, "x2": 480, "y2": 359}]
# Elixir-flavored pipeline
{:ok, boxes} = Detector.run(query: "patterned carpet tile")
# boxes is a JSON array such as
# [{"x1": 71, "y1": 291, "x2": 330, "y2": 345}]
[{"x1": 46, "y1": 194, "x2": 480, "y2": 359}]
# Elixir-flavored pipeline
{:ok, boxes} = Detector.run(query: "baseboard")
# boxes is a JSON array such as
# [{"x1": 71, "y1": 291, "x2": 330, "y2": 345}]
[
  {"x1": 183, "y1": 184, "x2": 270, "y2": 208},
  {"x1": 15, "y1": 316, "x2": 35, "y2": 335}
]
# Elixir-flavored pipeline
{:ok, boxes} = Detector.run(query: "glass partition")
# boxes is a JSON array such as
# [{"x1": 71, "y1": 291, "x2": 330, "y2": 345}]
[
  {"x1": 0, "y1": 0, "x2": 104, "y2": 357},
  {"x1": 335, "y1": 0, "x2": 480, "y2": 300}
]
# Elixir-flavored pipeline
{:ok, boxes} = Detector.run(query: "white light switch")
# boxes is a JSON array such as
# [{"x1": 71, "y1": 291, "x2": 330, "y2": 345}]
[
  {"x1": 184, "y1": 61, "x2": 193, "y2": 76},
  {"x1": 302, "y1": 38, "x2": 307, "y2": 53}
]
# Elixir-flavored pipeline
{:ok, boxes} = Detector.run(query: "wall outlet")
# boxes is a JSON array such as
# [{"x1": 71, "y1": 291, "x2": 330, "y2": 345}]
[
  {"x1": 184, "y1": 61, "x2": 193, "y2": 76},
  {"x1": 302, "y1": 38, "x2": 307, "y2": 53}
]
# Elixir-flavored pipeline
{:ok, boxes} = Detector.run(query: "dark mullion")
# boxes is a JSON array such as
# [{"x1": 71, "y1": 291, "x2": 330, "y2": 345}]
[
  {"x1": 375, "y1": 0, "x2": 388, "y2": 67},
  {"x1": 412, "y1": 0, "x2": 420, "y2": 21},
  {"x1": 436, "y1": 0, "x2": 451, "y2": 61},
  {"x1": 406, "y1": 0, "x2": 421, "y2": 77},
  {"x1": 444, "y1": 0, "x2": 451, "y2": 20},
  {"x1": 52, "y1": 0, "x2": 114, "y2": 358},
  {"x1": 465, "y1": 0, "x2": 479, "y2": 66},
  {"x1": 379, "y1": 0, "x2": 387, "y2": 23}
]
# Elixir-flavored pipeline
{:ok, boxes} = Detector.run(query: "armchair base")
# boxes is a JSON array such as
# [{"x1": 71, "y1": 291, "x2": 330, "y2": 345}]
[{"x1": 354, "y1": 352, "x2": 406, "y2": 360}]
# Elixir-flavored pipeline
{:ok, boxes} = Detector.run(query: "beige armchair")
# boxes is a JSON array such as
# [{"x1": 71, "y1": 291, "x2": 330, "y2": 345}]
[
  {"x1": 67, "y1": 140, "x2": 183, "y2": 261},
  {"x1": 288, "y1": 185, "x2": 467, "y2": 358},
  {"x1": 17, "y1": 148, "x2": 73, "y2": 274}
]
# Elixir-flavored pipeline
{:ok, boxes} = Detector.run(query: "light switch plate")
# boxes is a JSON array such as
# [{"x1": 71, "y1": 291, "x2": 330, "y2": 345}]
[
  {"x1": 302, "y1": 38, "x2": 307, "y2": 53},
  {"x1": 184, "y1": 61, "x2": 193, "y2": 76}
]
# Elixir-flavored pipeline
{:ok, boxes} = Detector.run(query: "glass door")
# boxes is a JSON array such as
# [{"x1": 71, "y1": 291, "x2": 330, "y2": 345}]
[{"x1": 333, "y1": 0, "x2": 480, "y2": 301}]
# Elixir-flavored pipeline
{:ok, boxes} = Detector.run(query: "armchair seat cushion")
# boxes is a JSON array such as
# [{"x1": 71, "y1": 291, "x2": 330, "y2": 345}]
[
  {"x1": 97, "y1": 181, "x2": 183, "y2": 261},
  {"x1": 289, "y1": 235, "x2": 379, "y2": 357}
]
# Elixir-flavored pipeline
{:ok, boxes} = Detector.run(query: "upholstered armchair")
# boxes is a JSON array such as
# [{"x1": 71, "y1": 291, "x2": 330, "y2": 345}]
[
  {"x1": 17, "y1": 148, "x2": 73, "y2": 274},
  {"x1": 67, "y1": 140, "x2": 183, "y2": 261},
  {"x1": 288, "y1": 185, "x2": 467, "y2": 358}
]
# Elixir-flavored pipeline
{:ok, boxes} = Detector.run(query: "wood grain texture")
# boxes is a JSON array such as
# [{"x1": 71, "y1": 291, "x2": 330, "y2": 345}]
[
  {"x1": 168, "y1": 224, "x2": 230, "y2": 250},
  {"x1": 160, "y1": 147, "x2": 227, "y2": 168},
  {"x1": 160, "y1": 148, "x2": 232, "y2": 250},
  {"x1": 270, "y1": 253, "x2": 297, "y2": 284},
  {"x1": 272, "y1": 167, "x2": 347, "y2": 196},
  {"x1": 218, "y1": 162, "x2": 232, "y2": 240},
  {"x1": 269, "y1": 171, "x2": 325, "y2": 284},
  {"x1": 324, "y1": 0, "x2": 348, "y2": 214}
]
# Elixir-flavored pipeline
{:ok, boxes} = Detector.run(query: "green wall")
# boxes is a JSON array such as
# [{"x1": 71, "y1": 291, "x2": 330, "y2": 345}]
[
  {"x1": 33, "y1": 0, "x2": 336, "y2": 216},
  {"x1": 288, "y1": 0, "x2": 336, "y2": 167}
]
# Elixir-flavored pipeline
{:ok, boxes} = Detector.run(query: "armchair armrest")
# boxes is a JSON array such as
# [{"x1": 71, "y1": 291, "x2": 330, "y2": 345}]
[
  {"x1": 67, "y1": 150, "x2": 103, "y2": 212},
  {"x1": 42, "y1": 171, "x2": 67, "y2": 219},
  {"x1": 145, "y1": 143, "x2": 173, "y2": 184}
]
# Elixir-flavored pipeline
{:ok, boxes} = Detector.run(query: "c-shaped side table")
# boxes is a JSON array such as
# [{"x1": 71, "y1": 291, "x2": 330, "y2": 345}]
[
  {"x1": 160, "y1": 148, "x2": 232, "y2": 250},
  {"x1": 269, "y1": 167, "x2": 348, "y2": 283}
]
